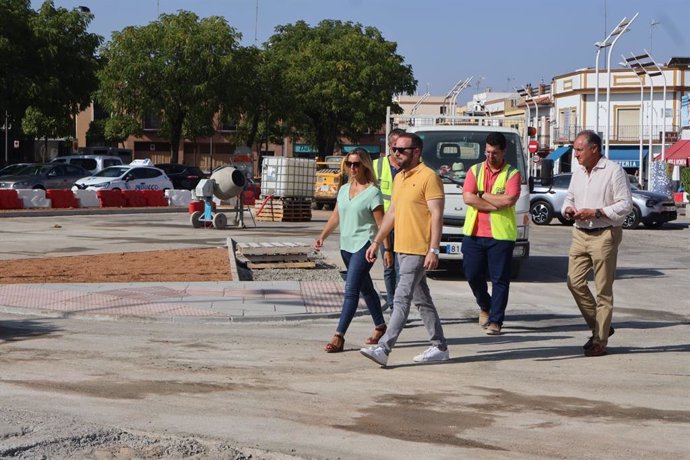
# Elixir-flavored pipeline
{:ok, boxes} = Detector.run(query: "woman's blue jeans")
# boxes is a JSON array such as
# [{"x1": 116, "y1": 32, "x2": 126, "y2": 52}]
[{"x1": 337, "y1": 242, "x2": 385, "y2": 334}]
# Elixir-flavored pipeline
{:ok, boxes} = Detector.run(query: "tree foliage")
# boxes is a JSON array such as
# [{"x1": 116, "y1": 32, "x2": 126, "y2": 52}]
[
  {"x1": 1, "y1": 0, "x2": 101, "y2": 147},
  {"x1": 0, "y1": 0, "x2": 36, "y2": 118},
  {"x1": 264, "y1": 20, "x2": 416, "y2": 155},
  {"x1": 97, "y1": 11, "x2": 241, "y2": 163}
]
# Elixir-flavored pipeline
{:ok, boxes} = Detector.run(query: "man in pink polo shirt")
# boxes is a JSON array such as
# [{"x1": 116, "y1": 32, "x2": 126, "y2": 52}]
[{"x1": 461, "y1": 132, "x2": 522, "y2": 335}]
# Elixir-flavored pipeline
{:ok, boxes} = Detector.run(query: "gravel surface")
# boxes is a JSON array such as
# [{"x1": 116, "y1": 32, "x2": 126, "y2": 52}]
[
  {"x1": 0, "y1": 407, "x2": 254, "y2": 459},
  {"x1": 240, "y1": 250, "x2": 345, "y2": 282}
]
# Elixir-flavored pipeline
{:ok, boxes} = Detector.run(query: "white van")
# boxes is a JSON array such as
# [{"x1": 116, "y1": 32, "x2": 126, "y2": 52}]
[
  {"x1": 387, "y1": 111, "x2": 531, "y2": 278},
  {"x1": 50, "y1": 155, "x2": 124, "y2": 174}
]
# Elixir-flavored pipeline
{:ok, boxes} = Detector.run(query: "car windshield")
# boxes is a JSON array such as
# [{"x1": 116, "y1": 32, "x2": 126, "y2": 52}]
[
  {"x1": 15, "y1": 165, "x2": 50, "y2": 176},
  {"x1": 0, "y1": 164, "x2": 31, "y2": 175},
  {"x1": 417, "y1": 131, "x2": 527, "y2": 185},
  {"x1": 94, "y1": 166, "x2": 129, "y2": 178}
]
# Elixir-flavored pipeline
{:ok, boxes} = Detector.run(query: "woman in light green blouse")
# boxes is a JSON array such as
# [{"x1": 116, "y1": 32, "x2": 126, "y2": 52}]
[{"x1": 314, "y1": 148, "x2": 391, "y2": 353}]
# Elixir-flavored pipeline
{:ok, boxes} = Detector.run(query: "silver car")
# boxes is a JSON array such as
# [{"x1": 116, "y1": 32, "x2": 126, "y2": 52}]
[
  {"x1": 530, "y1": 173, "x2": 677, "y2": 229},
  {"x1": 0, "y1": 163, "x2": 90, "y2": 190}
]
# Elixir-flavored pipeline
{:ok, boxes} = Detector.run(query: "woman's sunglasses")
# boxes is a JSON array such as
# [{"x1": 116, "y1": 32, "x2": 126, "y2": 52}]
[{"x1": 345, "y1": 161, "x2": 361, "y2": 168}]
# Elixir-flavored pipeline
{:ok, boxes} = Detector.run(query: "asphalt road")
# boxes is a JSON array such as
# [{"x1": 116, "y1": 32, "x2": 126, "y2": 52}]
[{"x1": 1, "y1": 209, "x2": 689, "y2": 459}]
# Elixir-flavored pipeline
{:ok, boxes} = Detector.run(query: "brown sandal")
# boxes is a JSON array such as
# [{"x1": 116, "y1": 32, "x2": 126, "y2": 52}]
[
  {"x1": 324, "y1": 334, "x2": 345, "y2": 353},
  {"x1": 365, "y1": 324, "x2": 387, "y2": 345}
]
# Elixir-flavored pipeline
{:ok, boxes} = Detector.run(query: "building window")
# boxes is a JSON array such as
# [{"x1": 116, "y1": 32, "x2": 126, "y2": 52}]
[
  {"x1": 143, "y1": 114, "x2": 161, "y2": 131},
  {"x1": 615, "y1": 107, "x2": 640, "y2": 141}
]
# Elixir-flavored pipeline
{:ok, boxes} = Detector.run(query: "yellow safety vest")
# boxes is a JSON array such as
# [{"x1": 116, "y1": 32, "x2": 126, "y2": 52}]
[
  {"x1": 374, "y1": 156, "x2": 394, "y2": 212},
  {"x1": 463, "y1": 163, "x2": 518, "y2": 241}
]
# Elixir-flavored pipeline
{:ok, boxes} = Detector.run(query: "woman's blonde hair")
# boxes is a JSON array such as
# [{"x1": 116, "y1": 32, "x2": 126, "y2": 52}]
[{"x1": 342, "y1": 148, "x2": 378, "y2": 187}]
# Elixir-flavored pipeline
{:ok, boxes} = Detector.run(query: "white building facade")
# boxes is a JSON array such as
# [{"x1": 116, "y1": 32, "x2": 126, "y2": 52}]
[{"x1": 549, "y1": 65, "x2": 690, "y2": 177}]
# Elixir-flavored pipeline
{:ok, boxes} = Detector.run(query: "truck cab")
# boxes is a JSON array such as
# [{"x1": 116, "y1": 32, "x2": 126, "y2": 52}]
[{"x1": 392, "y1": 113, "x2": 531, "y2": 278}]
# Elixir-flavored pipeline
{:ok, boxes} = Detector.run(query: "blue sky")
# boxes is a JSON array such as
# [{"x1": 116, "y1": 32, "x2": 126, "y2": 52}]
[{"x1": 37, "y1": 0, "x2": 689, "y2": 104}]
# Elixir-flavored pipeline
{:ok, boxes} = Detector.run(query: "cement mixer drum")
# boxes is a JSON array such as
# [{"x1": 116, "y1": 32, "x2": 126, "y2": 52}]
[{"x1": 209, "y1": 166, "x2": 246, "y2": 200}]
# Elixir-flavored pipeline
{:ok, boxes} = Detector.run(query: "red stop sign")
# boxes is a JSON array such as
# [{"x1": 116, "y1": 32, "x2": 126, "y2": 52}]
[{"x1": 528, "y1": 140, "x2": 539, "y2": 154}]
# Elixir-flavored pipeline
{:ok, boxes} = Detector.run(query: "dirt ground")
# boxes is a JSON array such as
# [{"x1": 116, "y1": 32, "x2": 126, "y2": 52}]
[{"x1": 0, "y1": 248, "x2": 232, "y2": 284}]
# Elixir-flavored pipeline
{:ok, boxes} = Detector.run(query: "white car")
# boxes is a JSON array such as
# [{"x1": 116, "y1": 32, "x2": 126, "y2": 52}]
[{"x1": 73, "y1": 164, "x2": 173, "y2": 191}]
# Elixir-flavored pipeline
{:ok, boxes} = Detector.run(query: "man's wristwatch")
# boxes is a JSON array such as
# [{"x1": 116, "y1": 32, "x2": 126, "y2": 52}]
[
  {"x1": 429, "y1": 248, "x2": 440, "y2": 256},
  {"x1": 595, "y1": 209, "x2": 602, "y2": 219}
]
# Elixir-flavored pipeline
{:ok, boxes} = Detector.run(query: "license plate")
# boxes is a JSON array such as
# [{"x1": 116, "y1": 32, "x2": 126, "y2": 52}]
[
  {"x1": 446, "y1": 243, "x2": 462, "y2": 254},
  {"x1": 663, "y1": 206, "x2": 676, "y2": 212}
]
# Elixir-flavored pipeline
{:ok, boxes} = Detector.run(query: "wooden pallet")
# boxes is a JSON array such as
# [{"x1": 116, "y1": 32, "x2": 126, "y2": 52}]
[
  {"x1": 255, "y1": 197, "x2": 312, "y2": 222},
  {"x1": 235, "y1": 242, "x2": 316, "y2": 269}
]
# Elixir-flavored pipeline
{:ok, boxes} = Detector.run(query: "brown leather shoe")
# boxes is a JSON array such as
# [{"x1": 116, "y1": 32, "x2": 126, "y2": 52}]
[
  {"x1": 583, "y1": 326, "x2": 615, "y2": 350},
  {"x1": 584, "y1": 343, "x2": 607, "y2": 357}
]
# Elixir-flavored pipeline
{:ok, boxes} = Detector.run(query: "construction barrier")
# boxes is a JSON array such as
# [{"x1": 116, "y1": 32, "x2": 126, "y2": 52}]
[
  {"x1": 142, "y1": 190, "x2": 168, "y2": 207},
  {"x1": 73, "y1": 190, "x2": 100, "y2": 208},
  {"x1": 121, "y1": 190, "x2": 148, "y2": 207},
  {"x1": 46, "y1": 189, "x2": 79, "y2": 209},
  {"x1": 166, "y1": 189, "x2": 192, "y2": 207},
  {"x1": 0, "y1": 190, "x2": 23, "y2": 210},
  {"x1": 17, "y1": 189, "x2": 51, "y2": 208},
  {"x1": 0, "y1": 188, "x2": 207, "y2": 211},
  {"x1": 96, "y1": 190, "x2": 126, "y2": 208}
]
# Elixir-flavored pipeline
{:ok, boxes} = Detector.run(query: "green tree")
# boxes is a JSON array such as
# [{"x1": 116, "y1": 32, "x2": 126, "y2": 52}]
[
  {"x1": 264, "y1": 20, "x2": 416, "y2": 156},
  {"x1": 0, "y1": 0, "x2": 35, "y2": 119},
  {"x1": 97, "y1": 11, "x2": 241, "y2": 163},
  {"x1": 23, "y1": 1, "x2": 101, "y2": 147}
]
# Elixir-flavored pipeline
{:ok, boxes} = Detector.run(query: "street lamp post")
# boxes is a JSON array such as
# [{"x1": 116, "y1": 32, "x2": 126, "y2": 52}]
[
  {"x1": 517, "y1": 86, "x2": 539, "y2": 177},
  {"x1": 594, "y1": 16, "x2": 634, "y2": 135},
  {"x1": 628, "y1": 51, "x2": 665, "y2": 188},
  {"x1": 643, "y1": 50, "x2": 668, "y2": 160},
  {"x1": 604, "y1": 13, "x2": 638, "y2": 158},
  {"x1": 622, "y1": 56, "x2": 646, "y2": 187}
]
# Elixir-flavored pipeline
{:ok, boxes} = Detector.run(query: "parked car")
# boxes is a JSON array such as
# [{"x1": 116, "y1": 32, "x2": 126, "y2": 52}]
[
  {"x1": 73, "y1": 163, "x2": 173, "y2": 191},
  {"x1": 77, "y1": 146, "x2": 133, "y2": 164},
  {"x1": 154, "y1": 163, "x2": 206, "y2": 190},
  {"x1": 51, "y1": 155, "x2": 123, "y2": 174},
  {"x1": 529, "y1": 173, "x2": 677, "y2": 229},
  {"x1": 0, "y1": 163, "x2": 37, "y2": 177},
  {"x1": 0, "y1": 163, "x2": 90, "y2": 189}
]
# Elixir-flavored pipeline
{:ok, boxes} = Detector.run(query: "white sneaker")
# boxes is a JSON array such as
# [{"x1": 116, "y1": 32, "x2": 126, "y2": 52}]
[
  {"x1": 413, "y1": 345, "x2": 450, "y2": 363},
  {"x1": 360, "y1": 345, "x2": 388, "y2": 366}
]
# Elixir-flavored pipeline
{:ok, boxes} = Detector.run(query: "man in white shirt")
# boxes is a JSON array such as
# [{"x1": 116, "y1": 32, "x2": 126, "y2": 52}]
[{"x1": 562, "y1": 130, "x2": 632, "y2": 357}]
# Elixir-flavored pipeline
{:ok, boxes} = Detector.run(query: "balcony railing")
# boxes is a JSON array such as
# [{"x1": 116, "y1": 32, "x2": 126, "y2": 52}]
[{"x1": 553, "y1": 124, "x2": 679, "y2": 144}]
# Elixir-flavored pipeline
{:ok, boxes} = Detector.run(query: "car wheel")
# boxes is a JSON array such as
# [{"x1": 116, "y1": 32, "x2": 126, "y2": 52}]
[
  {"x1": 530, "y1": 200, "x2": 553, "y2": 225},
  {"x1": 622, "y1": 206, "x2": 641, "y2": 229},
  {"x1": 643, "y1": 220, "x2": 663, "y2": 229}
]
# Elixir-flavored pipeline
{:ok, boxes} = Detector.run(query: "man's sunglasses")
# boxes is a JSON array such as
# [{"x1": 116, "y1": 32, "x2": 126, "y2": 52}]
[
  {"x1": 345, "y1": 161, "x2": 361, "y2": 168},
  {"x1": 392, "y1": 147, "x2": 415, "y2": 153}
]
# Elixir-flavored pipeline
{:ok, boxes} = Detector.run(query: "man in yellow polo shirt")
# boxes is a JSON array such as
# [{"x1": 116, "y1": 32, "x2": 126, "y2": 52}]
[{"x1": 360, "y1": 132, "x2": 449, "y2": 367}]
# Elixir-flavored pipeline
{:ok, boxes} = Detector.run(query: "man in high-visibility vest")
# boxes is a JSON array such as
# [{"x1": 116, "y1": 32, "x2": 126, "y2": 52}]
[
  {"x1": 373, "y1": 128, "x2": 405, "y2": 311},
  {"x1": 461, "y1": 132, "x2": 521, "y2": 336}
]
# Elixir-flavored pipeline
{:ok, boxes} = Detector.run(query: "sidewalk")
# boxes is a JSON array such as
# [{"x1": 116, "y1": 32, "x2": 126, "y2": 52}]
[{"x1": 0, "y1": 280, "x2": 354, "y2": 322}]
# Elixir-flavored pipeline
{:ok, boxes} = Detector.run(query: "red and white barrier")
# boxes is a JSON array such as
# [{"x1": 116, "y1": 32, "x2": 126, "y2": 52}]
[
  {"x1": 17, "y1": 189, "x2": 51, "y2": 208},
  {"x1": 0, "y1": 188, "x2": 196, "y2": 210}
]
